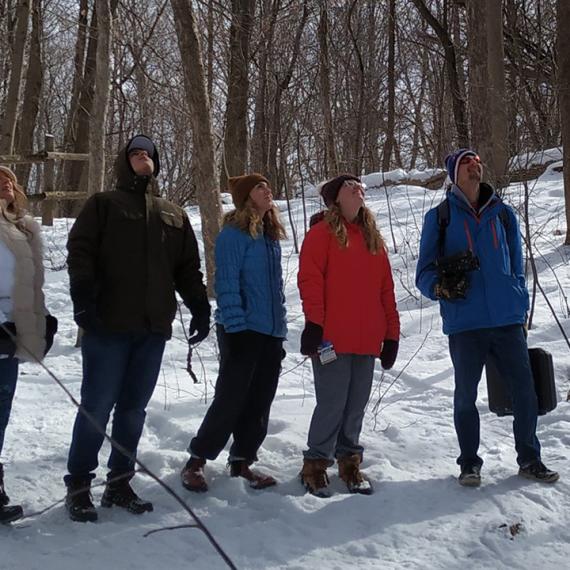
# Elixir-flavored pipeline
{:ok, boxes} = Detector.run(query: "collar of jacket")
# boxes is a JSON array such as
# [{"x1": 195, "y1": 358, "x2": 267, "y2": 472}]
[
  {"x1": 450, "y1": 182, "x2": 497, "y2": 216},
  {"x1": 116, "y1": 174, "x2": 152, "y2": 195}
]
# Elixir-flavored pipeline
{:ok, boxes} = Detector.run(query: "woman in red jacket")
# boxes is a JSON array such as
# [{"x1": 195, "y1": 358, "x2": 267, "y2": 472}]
[{"x1": 298, "y1": 174, "x2": 400, "y2": 497}]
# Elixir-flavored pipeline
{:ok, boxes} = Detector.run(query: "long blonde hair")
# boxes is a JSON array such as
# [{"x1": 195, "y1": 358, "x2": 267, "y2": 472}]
[
  {"x1": 324, "y1": 204, "x2": 385, "y2": 254},
  {"x1": 0, "y1": 166, "x2": 29, "y2": 229},
  {"x1": 223, "y1": 199, "x2": 287, "y2": 241}
]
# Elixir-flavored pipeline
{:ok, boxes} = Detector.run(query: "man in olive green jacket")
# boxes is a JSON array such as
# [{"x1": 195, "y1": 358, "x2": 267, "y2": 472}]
[{"x1": 64, "y1": 135, "x2": 210, "y2": 523}]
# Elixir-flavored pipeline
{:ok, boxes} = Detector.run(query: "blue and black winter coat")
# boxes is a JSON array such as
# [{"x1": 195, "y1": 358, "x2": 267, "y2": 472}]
[
  {"x1": 214, "y1": 223, "x2": 287, "y2": 339},
  {"x1": 415, "y1": 183, "x2": 529, "y2": 335}
]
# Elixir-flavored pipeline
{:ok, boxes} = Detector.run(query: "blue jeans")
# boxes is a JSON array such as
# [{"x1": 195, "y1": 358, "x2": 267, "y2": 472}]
[
  {"x1": 449, "y1": 325, "x2": 540, "y2": 469},
  {"x1": 0, "y1": 357, "x2": 19, "y2": 456},
  {"x1": 66, "y1": 331, "x2": 166, "y2": 479}
]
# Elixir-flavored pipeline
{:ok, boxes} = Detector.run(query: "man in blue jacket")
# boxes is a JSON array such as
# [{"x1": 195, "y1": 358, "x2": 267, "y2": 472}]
[{"x1": 416, "y1": 148, "x2": 559, "y2": 487}]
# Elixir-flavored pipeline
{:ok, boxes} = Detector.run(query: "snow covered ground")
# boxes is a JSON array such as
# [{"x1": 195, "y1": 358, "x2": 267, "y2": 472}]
[{"x1": 1, "y1": 169, "x2": 570, "y2": 570}]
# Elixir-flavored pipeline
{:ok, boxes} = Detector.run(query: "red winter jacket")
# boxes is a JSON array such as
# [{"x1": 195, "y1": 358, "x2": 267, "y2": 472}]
[{"x1": 298, "y1": 220, "x2": 400, "y2": 356}]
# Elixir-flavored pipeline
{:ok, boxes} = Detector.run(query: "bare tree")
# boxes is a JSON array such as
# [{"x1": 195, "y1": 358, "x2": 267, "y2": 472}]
[
  {"x1": 221, "y1": 0, "x2": 254, "y2": 187},
  {"x1": 0, "y1": 0, "x2": 30, "y2": 155},
  {"x1": 381, "y1": 0, "x2": 396, "y2": 171},
  {"x1": 15, "y1": 0, "x2": 42, "y2": 187},
  {"x1": 558, "y1": 0, "x2": 570, "y2": 244},
  {"x1": 318, "y1": 0, "x2": 338, "y2": 175},
  {"x1": 250, "y1": 0, "x2": 279, "y2": 174},
  {"x1": 410, "y1": 0, "x2": 469, "y2": 149},
  {"x1": 467, "y1": 0, "x2": 508, "y2": 187},
  {"x1": 171, "y1": 0, "x2": 222, "y2": 293},
  {"x1": 88, "y1": 0, "x2": 113, "y2": 196}
]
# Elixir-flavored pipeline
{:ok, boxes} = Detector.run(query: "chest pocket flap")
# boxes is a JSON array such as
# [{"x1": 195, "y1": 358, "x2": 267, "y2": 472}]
[{"x1": 159, "y1": 209, "x2": 184, "y2": 229}]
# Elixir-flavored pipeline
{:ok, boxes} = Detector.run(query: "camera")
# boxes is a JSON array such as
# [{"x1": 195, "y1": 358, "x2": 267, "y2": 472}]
[{"x1": 436, "y1": 250, "x2": 480, "y2": 277}]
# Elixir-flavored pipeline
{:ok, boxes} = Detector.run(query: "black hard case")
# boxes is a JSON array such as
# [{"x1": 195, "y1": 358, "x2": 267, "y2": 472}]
[{"x1": 486, "y1": 347, "x2": 557, "y2": 416}]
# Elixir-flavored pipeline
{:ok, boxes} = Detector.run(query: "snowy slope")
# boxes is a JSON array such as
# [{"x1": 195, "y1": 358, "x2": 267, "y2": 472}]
[{"x1": 1, "y1": 171, "x2": 569, "y2": 570}]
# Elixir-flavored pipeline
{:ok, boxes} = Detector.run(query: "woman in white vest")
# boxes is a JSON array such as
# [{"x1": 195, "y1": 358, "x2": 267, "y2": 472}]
[{"x1": 0, "y1": 166, "x2": 57, "y2": 524}]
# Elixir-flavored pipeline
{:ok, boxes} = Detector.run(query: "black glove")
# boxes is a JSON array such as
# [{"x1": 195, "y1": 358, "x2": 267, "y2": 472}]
[
  {"x1": 225, "y1": 330, "x2": 255, "y2": 357},
  {"x1": 434, "y1": 273, "x2": 469, "y2": 300},
  {"x1": 380, "y1": 339, "x2": 398, "y2": 370},
  {"x1": 300, "y1": 322, "x2": 323, "y2": 356},
  {"x1": 44, "y1": 315, "x2": 58, "y2": 356},
  {"x1": 70, "y1": 280, "x2": 101, "y2": 333},
  {"x1": 0, "y1": 322, "x2": 17, "y2": 358},
  {"x1": 188, "y1": 306, "x2": 211, "y2": 345}
]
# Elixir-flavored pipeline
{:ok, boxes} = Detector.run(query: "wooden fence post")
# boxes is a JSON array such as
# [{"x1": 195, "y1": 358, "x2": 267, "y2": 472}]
[{"x1": 41, "y1": 134, "x2": 55, "y2": 226}]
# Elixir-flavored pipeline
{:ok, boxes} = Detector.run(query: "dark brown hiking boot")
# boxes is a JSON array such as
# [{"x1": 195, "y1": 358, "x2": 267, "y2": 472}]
[
  {"x1": 229, "y1": 460, "x2": 277, "y2": 490},
  {"x1": 300, "y1": 458, "x2": 331, "y2": 498},
  {"x1": 181, "y1": 457, "x2": 208, "y2": 493},
  {"x1": 338, "y1": 454, "x2": 373, "y2": 495}
]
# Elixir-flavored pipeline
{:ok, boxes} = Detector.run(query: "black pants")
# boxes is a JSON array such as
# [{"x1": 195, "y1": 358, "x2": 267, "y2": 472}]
[{"x1": 189, "y1": 325, "x2": 283, "y2": 463}]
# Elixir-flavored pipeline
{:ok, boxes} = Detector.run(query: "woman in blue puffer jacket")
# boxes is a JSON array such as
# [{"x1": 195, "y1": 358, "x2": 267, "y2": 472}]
[{"x1": 181, "y1": 174, "x2": 287, "y2": 492}]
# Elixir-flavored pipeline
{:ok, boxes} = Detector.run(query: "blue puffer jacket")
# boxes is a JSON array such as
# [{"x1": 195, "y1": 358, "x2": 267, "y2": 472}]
[
  {"x1": 415, "y1": 184, "x2": 529, "y2": 335},
  {"x1": 214, "y1": 224, "x2": 287, "y2": 338}
]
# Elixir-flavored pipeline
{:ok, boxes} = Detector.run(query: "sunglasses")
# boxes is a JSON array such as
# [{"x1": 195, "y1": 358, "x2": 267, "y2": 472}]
[{"x1": 459, "y1": 155, "x2": 481, "y2": 165}]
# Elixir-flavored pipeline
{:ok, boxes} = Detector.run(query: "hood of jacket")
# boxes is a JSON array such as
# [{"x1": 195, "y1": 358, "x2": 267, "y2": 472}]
[{"x1": 115, "y1": 135, "x2": 161, "y2": 195}]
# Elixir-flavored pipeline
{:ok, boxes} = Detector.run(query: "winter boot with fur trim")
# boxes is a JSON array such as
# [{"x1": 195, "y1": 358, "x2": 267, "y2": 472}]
[
  {"x1": 229, "y1": 460, "x2": 277, "y2": 489},
  {"x1": 181, "y1": 457, "x2": 208, "y2": 493},
  {"x1": 300, "y1": 458, "x2": 331, "y2": 498},
  {"x1": 338, "y1": 454, "x2": 374, "y2": 495},
  {"x1": 101, "y1": 472, "x2": 153, "y2": 514}
]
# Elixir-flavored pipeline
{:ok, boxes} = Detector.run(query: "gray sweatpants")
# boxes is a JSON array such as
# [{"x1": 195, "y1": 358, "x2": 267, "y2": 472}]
[{"x1": 304, "y1": 353, "x2": 375, "y2": 462}]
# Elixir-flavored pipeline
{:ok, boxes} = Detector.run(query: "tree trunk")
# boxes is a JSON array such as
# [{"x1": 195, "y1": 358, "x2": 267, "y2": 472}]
[
  {"x1": 485, "y1": 0, "x2": 508, "y2": 187},
  {"x1": 381, "y1": 0, "x2": 396, "y2": 171},
  {"x1": 251, "y1": 0, "x2": 279, "y2": 174},
  {"x1": 468, "y1": 0, "x2": 508, "y2": 188},
  {"x1": 171, "y1": 0, "x2": 222, "y2": 295},
  {"x1": 61, "y1": 0, "x2": 89, "y2": 152},
  {"x1": 88, "y1": 0, "x2": 112, "y2": 197},
  {"x1": 558, "y1": 0, "x2": 570, "y2": 244},
  {"x1": 267, "y1": 0, "x2": 308, "y2": 194},
  {"x1": 15, "y1": 0, "x2": 42, "y2": 188},
  {"x1": 220, "y1": 0, "x2": 254, "y2": 188},
  {"x1": 0, "y1": 0, "x2": 31, "y2": 155},
  {"x1": 61, "y1": 2, "x2": 98, "y2": 199},
  {"x1": 348, "y1": 0, "x2": 365, "y2": 175},
  {"x1": 55, "y1": 0, "x2": 88, "y2": 192},
  {"x1": 318, "y1": 1, "x2": 338, "y2": 175},
  {"x1": 467, "y1": 0, "x2": 493, "y2": 165}
]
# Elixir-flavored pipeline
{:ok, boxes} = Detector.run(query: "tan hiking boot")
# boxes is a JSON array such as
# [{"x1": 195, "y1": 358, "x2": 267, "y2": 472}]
[
  {"x1": 338, "y1": 454, "x2": 373, "y2": 495},
  {"x1": 300, "y1": 458, "x2": 331, "y2": 498}
]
